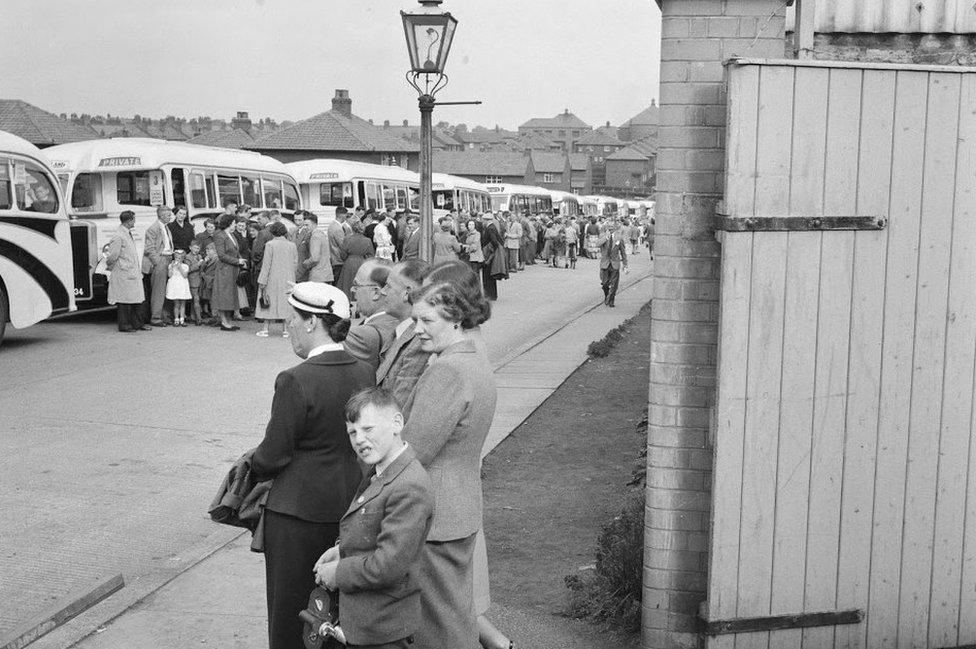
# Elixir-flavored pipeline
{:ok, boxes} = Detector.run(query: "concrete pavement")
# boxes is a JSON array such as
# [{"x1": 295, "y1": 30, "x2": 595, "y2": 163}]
[{"x1": 1, "y1": 251, "x2": 652, "y2": 649}]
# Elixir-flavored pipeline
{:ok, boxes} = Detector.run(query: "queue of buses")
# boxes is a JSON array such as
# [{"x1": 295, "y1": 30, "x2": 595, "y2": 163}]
[{"x1": 0, "y1": 132, "x2": 653, "y2": 345}]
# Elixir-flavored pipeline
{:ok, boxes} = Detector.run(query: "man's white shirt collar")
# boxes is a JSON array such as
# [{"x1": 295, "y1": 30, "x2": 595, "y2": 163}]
[
  {"x1": 395, "y1": 318, "x2": 413, "y2": 340},
  {"x1": 307, "y1": 342, "x2": 344, "y2": 359}
]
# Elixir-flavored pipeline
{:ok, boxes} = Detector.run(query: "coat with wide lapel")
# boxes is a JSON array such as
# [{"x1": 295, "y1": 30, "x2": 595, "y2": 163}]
[
  {"x1": 106, "y1": 225, "x2": 145, "y2": 304},
  {"x1": 376, "y1": 323, "x2": 431, "y2": 418},
  {"x1": 334, "y1": 446, "x2": 434, "y2": 645},
  {"x1": 598, "y1": 232, "x2": 628, "y2": 270},
  {"x1": 252, "y1": 349, "x2": 375, "y2": 522}
]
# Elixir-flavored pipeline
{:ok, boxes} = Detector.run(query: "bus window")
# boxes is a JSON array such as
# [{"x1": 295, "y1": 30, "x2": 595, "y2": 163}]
[
  {"x1": 320, "y1": 182, "x2": 352, "y2": 207},
  {"x1": 189, "y1": 172, "x2": 208, "y2": 209},
  {"x1": 241, "y1": 175, "x2": 258, "y2": 208},
  {"x1": 490, "y1": 195, "x2": 505, "y2": 211},
  {"x1": 283, "y1": 181, "x2": 299, "y2": 211},
  {"x1": 382, "y1": 185, "x2": 396, "y2": 212},
  {"x1": 395, "y1": 186, "x2": 407, "y2": 211},
  {"x1": 433, "y1": 189, "x2": 453, "y2": 211},
  {"x1": 365, "y1": 182, "x2": 380, "y2": 211},
  {"x1": 171, "y1": 168, "x2": 186, "y2": 209},
  {"x1": 408, "y1": 187, "x2": 419, "y2": 212},
  {"x1": 0, "y1": 161, "x2": 10, "y2": 210},
  {"x1": 71, "y1": 173, "x2": 103, "y2": 212},
  {"x1": 117, "y1": 170, "x2": 151, "y2": 206},
  {"x1": 263, "y1": 178, "x2": 283, "y2": 210},
  {"x1": 217, "y1": 174, "x2": 241, "y2": 207}
]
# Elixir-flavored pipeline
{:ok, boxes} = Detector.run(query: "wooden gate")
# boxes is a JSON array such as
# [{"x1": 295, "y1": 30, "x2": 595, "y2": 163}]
[{"x1": 707, "y1": 58, "x2": 976, "y2": 649}]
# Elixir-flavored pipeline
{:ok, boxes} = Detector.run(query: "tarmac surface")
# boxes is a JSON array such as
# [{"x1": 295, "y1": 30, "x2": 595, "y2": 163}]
[{"x1": 0, "y1": 251, "x2": 652, "y2": 649}]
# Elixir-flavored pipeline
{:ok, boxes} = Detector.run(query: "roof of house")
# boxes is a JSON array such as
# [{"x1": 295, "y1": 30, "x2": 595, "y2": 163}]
[
  {"x1": 91, "y1": 121, "x2": 153, "y2": 138},
  {"x1": 0, "y1": 100, "x2": 100, "y2": 146},
  {"x1": 186, "y1": 128, "x2": 257, "y2": 149},
  {"x1": 575, "y1": 130, "x2": 626, "y2": 147},
  {"x1": 594, "y1": 124, "x2": 621, "y2": 139},
  {"x1": 520, "y1": 110, "x2": 591, "y2": 130},
  {"x1": 380, "y1": 124, "x2": 462, "y2": 148},
  {"x1": 453, "y1": 127, "x2": 519, "y2": 145},
  {"x1": 622, "y1": 102, "x2": 659, "y2": 127},
  {"x1": 247, "y1": 109, "x2": 419, "y2": 152},
  {"x1": 432, "y1": 150, "x2": 528, "y2": 177},
  {"x1": 607, "y1": 146, "x2": 651, "y2": 162},
  {"x1": 569, "y1": 153, "x2": 589, "y2": 171},
  {"x1": 529, "y1": 151, "x2": 567, "y2": 173},
  {"x1": 629, "y1": 137, "x2": 657, "y2": 157},
  {"x1": 512, "y1": 132, "x2": 559, "y2": 151}
]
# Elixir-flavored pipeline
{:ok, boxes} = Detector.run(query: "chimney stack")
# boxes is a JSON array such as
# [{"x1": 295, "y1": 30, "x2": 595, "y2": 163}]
[
  {"x1": 332, "y1": 89, "x2": 352, "y2": 118},
  {"x1": 384, "y1": 120, "x2": 390, "y2": 128},
  {"x1": 403, "y1": 119, "x2": 409, "y2": 127},
  {"x1": 232, "y1": 111, "x2": 252, "y2": 133},
  {"x1": 651, "y1": 98, "x2": 657, "y2": 107}
]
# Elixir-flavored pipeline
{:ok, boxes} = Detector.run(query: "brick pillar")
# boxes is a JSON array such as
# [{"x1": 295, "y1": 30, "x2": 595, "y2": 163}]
[{"x1": 643, "y1": 3, "x2": 785, "y2": 648}]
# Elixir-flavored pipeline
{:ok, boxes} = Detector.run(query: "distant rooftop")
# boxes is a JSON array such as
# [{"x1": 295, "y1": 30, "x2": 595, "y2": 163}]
[
  {"x1": 433, "y1": 150, "x2": 528, "y2": 176},
  {"x1": 520, "y1": 109, "x2": 591, "y2": 130},
  {"x1": 0, "y1": 99, "x2": 100, "y2": 147}
]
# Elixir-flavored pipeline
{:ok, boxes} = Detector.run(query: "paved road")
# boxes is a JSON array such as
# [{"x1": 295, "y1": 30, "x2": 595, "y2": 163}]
[{"x1": 0, "y1": 251, "x2": 652, "y2": 640}]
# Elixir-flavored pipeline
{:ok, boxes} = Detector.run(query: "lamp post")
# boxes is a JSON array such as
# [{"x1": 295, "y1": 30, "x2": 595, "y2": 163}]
[{"x1": 401, "y1": 0, "x2": 458, "y2": 262}]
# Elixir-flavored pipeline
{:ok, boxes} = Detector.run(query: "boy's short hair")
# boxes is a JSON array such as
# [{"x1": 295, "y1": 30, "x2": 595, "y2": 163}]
[
  {"x1": 189, "y1": 240, "x2": 201, "y2": 249},
  {"x1": 345, "y1": 387, "x2": 401, "y2": 423}
]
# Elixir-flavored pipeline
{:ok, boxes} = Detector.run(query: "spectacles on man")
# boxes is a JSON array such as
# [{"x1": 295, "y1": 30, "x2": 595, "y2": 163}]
[{"x1": 350, "y1": 283, "x2": 379, "y2": 295}]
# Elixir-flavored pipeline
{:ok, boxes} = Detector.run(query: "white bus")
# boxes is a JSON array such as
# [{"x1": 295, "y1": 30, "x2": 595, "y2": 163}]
[
  {"x1": 45, "y1": 138, "x2": 301, "y2": 300},
  {"x1": 580, "y1": 196, "x2": 599, "y2": 217},
  {"x1": 431, "y1": 173, "x2": 492, "y2": 220},
  {"x1": 548, "y1": 190, "x2": 582, "y2": 218},
  {"x1": 0, "y1": 130, "x2": 95, "y2": 345},
  {"x1": 584, "y1": 195, "x2": 619, "y2": 218},
  {"x1": 287, "y1": 159, "x2": 419, "y2": 225},
  {"x1": 485, "y1": 183, "x2": 553, "y2": 217}
]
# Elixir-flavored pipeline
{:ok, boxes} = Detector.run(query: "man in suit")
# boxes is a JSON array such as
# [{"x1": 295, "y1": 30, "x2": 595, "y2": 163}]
[
  {"x1": 376, "y1": 259, "x2": 431, "y2": 417},
  {"x1": 253, "y1": 282, "x2": 374, "y2": 649},
  {"x1": 294, "y1": 210, "x2": 312, "y2": 282},
  {"x1": 344, "y1": 259, "x2": 398, "y2": 370},
  {"x1": 597, "y1": 220, "x2": 629, "y2": 307},
  {"x1": 328, "y1": 206, "x2": 348, "y2": 282},
  {"x1": 401, "y1": 215, "x2": 421, "y2": 261},
  {"x1": 314, "y1": 387, "x2": 434, "y2": 649},
  {"x1": 141, "y1": 205, "x2": 174, "y2": 326},
  {"x1": 303, "y1": 214, "x2": 332, "y2": 283}
]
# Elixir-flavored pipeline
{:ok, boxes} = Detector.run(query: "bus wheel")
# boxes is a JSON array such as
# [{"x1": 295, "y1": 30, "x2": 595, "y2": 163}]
[{"x1": 0, "y1": 284, "x2": 7, "y2": 348}]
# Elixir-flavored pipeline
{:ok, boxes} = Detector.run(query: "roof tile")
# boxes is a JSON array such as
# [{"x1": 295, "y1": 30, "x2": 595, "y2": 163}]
[
  {"x1": 0, "y1": 99, "x2": 100, "y2": 146},
  {"x1": 247, "y1": 109, "x2": 418, "y2": 153}
]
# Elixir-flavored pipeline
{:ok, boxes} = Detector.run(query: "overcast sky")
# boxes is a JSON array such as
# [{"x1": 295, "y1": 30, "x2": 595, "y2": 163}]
[{"x1": 2, "y1": 0, "x2": 661, "y2": 130}]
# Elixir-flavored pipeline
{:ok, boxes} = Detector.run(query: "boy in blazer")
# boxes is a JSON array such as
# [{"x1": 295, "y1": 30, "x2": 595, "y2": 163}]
[{"x1": 314, "y1": 387, "x2": 434, "y2": 649}]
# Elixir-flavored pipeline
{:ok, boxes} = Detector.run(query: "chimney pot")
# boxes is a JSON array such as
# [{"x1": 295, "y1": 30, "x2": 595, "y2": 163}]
[
  {"x1": 231, "y1": 111, "x2": 252, "y2": 133},
  {"x1": 384, "y1": 120, "x2": 390, "y2": 127},
  {"x1": 332, "y1": 89, "x2": 353, "y2": 118},
  {"x1": 369, "y1": 119, "x2": 374, "y2": 125},
  {"x1": 403, "y1": 119, "x2": 409, "y2": 127}
]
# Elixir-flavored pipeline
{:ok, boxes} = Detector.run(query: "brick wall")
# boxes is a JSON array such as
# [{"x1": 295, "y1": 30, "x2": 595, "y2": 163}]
[{"x1": 644, "y1": 2, "x2": 785, "y2": 648}]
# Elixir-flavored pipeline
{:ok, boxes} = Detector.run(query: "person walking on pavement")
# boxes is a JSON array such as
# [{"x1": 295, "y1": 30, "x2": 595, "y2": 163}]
[
  {"x1": 106, "y1": 211, "x2": 150, "y2": 332},
  {"x1": 251, "y1": 282, "x2": 374, "y2": 649},
  {"x1": 142, "y1": 205, "x2": 174, "y2": 326},
  {"x1": 597, "y1": 221, "x2": 629, "y2": 307}
]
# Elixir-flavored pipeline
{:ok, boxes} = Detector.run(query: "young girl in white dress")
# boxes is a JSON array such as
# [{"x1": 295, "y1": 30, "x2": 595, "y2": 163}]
[{"x1": 166, "y1": 249, "x2": 192, "y2": 326}]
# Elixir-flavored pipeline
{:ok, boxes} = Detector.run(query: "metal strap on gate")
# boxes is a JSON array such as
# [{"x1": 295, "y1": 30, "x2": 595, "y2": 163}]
[
  {"x1": 702, "y1": 608, "x2": 864, "y2": 636},
  {"x1": 716, "y1": 215, "x2": 887, "y2": 232}
]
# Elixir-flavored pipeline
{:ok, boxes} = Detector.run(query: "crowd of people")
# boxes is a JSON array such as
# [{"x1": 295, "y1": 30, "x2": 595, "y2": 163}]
[
  {"x1": 100, "y1": 198, "x2": 656, "y2": 648},
  {"x1": 240, "y1": 259, "x2": 512, "y2": 649},
  {"x1": 104, "y1": 198, "x2": 653, "y2": 334}
]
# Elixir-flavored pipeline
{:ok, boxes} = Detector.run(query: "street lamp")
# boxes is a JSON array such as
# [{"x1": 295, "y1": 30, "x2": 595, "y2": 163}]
[{"x1": 401, "y1": 0, "x2": 458, "y2": 262}]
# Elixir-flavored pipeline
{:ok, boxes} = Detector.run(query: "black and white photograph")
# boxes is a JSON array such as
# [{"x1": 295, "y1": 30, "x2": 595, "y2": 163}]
[{"x1": 3, "y1": 2, "x2": 976, "y2": 649}]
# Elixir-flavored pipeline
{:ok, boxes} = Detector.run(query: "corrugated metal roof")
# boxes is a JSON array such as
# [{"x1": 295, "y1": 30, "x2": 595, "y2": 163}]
[{"x1": 786, "y1": 0, "x2": 976, "y2": 34}]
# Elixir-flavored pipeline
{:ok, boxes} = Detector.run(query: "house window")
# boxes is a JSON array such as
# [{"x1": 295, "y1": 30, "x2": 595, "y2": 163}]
[
  {"x1": 558, "y1": 130, "x2": 566, "y2": 136},
  {"x1": 543, "y1": 173, "x2": 555, "y2": 183},
  {"x1": 485, "y1": 176, "x2": 502, "y2": 183}
]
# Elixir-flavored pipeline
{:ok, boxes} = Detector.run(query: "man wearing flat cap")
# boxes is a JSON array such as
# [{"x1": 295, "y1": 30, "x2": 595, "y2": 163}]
[{"x1": 251, "y1": 282, "x2": 375, "y2": 649}]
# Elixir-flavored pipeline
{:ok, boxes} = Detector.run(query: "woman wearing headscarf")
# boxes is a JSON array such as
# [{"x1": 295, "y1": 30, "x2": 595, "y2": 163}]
[
  {"x1": 337, "y1": 218, "x2": 375, "y2": 300},
  {"x1": 255, "y1": 221, "x2": 298, "y2": 338},
  {"x1": 252, "y1": 282, "x2": 374, "y2": 649}
]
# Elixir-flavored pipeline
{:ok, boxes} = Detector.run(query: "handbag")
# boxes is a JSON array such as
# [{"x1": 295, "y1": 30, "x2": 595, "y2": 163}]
[
  {"x1": 259, "y1": 288, "x2": 270, "y2": 309},
  {"x1": 236, "y1": 269, "x2": 250, "y2": 287}
]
